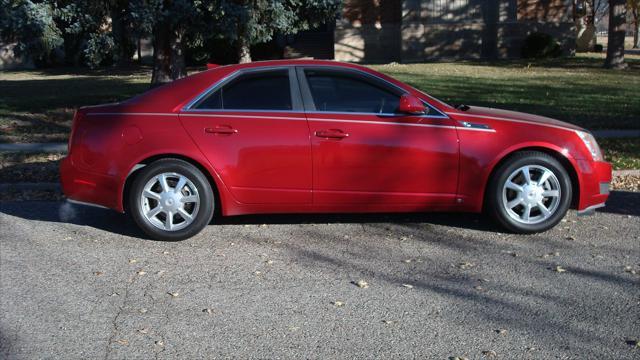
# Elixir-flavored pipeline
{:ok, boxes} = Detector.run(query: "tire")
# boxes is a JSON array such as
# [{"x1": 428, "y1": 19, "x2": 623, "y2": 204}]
[
  {"x1": 128, "y1": 159, "x2": 215, "y2": 241},
  {"x1": 486, "y1": 151, "x2": 572, "y2": 234}
]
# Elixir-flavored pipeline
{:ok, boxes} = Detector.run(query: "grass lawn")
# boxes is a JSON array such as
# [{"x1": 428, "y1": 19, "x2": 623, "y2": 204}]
[
  {"x1": 0, "y1": 68, "x2": 151, "y2": 143},
  {"x1": 372, "y1": 53, "x2": 640, "y2": 130},
  {"x1": 0, "y1": 53, "x2": 638, "y2": 144}
]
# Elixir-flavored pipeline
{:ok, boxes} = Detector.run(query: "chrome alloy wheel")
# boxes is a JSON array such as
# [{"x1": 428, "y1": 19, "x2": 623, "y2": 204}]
[
  {"x1": 139, "y1": 172, "x2": 200, "y2": 231},
  {"x1": 502, "y1": 165, "x2": 561, "y2": 225}
]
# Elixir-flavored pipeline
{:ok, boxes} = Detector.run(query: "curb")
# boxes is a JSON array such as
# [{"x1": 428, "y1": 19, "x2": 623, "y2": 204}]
[
  {"x1": 0, "y1": 143, "x2": 67, "y2": 153},
  {"x1": 613, "y1": 170, "x2": 640, "y2": 176}
]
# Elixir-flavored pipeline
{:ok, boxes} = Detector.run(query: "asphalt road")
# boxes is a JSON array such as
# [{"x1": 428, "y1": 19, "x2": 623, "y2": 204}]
[{"x1": 1, "y1": 191, "x2": 639, "y2": 359}]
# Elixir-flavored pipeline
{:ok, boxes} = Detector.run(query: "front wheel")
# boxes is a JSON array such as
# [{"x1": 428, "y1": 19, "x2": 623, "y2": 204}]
[
  {"x1": 487, "y1": 151, "x2": 572, "y2": 234},
  {"x1": 129, "y1": 159, "x2": 215, "y2": 241}
]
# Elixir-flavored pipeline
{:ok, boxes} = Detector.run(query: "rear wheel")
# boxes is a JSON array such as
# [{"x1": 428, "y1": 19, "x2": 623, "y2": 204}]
[
  {"x1": 487, "y1": 151, "x2": 572, "y2": 233},
  {"x1": 129, "y1": 159, "x2": 214, "y2": 241}
]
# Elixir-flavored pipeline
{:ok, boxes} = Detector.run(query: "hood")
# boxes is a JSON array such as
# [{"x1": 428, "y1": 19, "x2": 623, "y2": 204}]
[{"x1": 457, "y1": 106, "x2": 585, "y2": 132}]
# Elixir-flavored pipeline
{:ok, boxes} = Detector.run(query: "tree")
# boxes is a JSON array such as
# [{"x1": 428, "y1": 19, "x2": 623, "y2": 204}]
[
  {"x1": 604, "y1": 0, "x2": 627, "y2": 68},
  {"x1": 629, "y1": 0, "x2": 640, "y2": 48},
  {"x1": 149, "y1": 0, "x2": 204, "y2": 84},
  {"x1": 0, "y1": 0, "x2": 63, "y2": 65},
  {"x1": 217, "y1": 0, "x2": 341, "y2": 63},
  {"x1": 55, "y1": 0, "x2": 112, "y2": 67}
]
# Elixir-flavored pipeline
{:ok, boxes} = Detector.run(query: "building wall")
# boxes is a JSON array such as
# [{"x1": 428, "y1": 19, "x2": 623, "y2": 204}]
[{"x1": 334, "y1": 0, "x2": 576, "y2": 62}]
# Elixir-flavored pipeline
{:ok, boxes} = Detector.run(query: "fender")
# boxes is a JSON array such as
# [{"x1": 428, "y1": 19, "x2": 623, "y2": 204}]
[
  {"x1": 460, "y1": 141, "x2": 582, "y2": 213},
  {"x1": 117, "y1": 149, "x2": 237, "y2": 214}
]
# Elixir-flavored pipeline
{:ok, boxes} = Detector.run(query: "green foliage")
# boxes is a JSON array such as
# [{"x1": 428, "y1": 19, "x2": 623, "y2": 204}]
[
  {"x1": 0, "y1": 0, "x2": 63, "y2": 62},
  {"x1": 84, "y1": 33, "x2": 115, "y2": 68},
  {"x1": 215, "y1": 0, "x2": 341, "y2": 52},
  {"x1": 521, "y1": 32, "x2": 562, "y2": 59}
]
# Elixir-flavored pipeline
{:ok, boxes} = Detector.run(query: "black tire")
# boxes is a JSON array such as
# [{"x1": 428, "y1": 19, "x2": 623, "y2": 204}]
[
  {"x1": 486, "y1": 151, "x2": 572, "y2": 234},
  {"x1": 128, "y1": 159, "x2": 214, "y2": 241}
]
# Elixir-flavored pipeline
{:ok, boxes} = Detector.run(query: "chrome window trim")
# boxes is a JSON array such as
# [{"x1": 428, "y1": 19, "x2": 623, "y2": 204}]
[
  {"x1": 306, "y1": 117, "x2": 457, "y2": 130},
  {"x1": 304, "y1": 109, "x2": 448, "y2": 119},
  {"x1": 182, "y1": 64, "x2": 448, "y2": 119}
]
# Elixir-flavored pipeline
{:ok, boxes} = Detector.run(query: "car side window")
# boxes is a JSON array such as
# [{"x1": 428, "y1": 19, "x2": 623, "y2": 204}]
[
  {"x1": 195, "y1": 69, "x2": 292, "y2": 111},
  {"x1": 304, "y1": 69, "x2": 401, "y2": 114}
]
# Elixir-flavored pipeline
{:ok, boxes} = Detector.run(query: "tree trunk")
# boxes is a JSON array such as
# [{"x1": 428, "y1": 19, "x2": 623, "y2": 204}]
[
  {"x1": 151, "y1": 24, "x2": 172, "y2": 85},
  {"x1": 112, "y1": 6, "x2": 133, "y2": 66},
  {"x1": 237, "y1": 31, "x2": 252, "y2": 63},
  {"x1": 170, "y1": 27, "x2": 187, "y2": 80},
  {"x1": 604, "y1": 0, "x2": 627, "y2": 69},
  {"x1": 575, "y1": 0, "x2": 596, "y2": 52},
  {"x1": 635, "y1": 18, "x2": 640, "y2": 49},
  {"x1": 137, "y1": 37, "x2": 142, "y2": 64}
]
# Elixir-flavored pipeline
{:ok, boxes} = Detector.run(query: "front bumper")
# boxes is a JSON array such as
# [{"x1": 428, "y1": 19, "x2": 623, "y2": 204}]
[
  {"x1": 60, "y1": 156, "x2": 121, "y2": 211},
  {"x1": 576, "y1": 160, "x2": 612, "y2": 213}
]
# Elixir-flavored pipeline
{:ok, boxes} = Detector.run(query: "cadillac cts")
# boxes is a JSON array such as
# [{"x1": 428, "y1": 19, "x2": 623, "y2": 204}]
[{"x1": 60, "y1": 60, "x2": 611, "y2": 240}]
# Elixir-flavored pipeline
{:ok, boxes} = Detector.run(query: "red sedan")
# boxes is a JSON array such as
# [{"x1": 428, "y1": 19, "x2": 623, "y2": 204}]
[{"x1": 60, "y1": 60, "x2": 612, "y2": 240}]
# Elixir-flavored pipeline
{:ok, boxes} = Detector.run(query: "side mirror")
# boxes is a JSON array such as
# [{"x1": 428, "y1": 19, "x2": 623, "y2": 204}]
[{"x1": 398, "y1": 94, "x2": 426, "y2": 115}]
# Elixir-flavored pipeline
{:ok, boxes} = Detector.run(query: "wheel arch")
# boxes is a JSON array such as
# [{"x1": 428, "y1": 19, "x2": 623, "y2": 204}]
[
  {"x1": 482, "y1": 145, "x2": 581, "y2": 211},
  {"x1": 121, "y1": 153, "x2": 224, "y2": 216}
]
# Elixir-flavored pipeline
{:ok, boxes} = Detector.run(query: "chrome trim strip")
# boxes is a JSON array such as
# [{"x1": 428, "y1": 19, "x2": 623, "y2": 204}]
[
  {"x1": 87, "y1": 112, "x2": 177, "y2": 117},
  {"x1": 446, "y1": 112, "x2": 577, "y2": 132},
  {"x1": 307, "y1": 118, "x2": 457, "y2": 130},
  {"x1": 577, "y1": 202, "x2": 605, "y2": 216},
  {"x1": 457, "y1": 127, "x2": 496, "y2": 133},
  {"x1": 67, "y1": 198, "x2": 109, "y2": 209},
  {"x1": 180, "y1": 113, "x2": 307, "y2": 121},
  {"x1": 303, "y1": 110, "x2": 448, "y2": 119}
]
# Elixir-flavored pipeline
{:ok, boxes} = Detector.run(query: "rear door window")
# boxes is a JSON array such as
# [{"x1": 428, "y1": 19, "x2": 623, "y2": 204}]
[{"x1": 195, "y1": 69, "x2": 292, "y2": 111}]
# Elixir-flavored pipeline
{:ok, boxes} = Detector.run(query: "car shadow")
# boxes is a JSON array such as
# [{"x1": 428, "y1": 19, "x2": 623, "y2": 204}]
[
  {"x1": 597, "y1": 190, "x2": 640, "y2": 217},
  {"x1": 0, "y1": 190, "x2": 637, "y2": 240},
  {"x1": 215, "y1": 211, "x2": 498, "y2": 230}
]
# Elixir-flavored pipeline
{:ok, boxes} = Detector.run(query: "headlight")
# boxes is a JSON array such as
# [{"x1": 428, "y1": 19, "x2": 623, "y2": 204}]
[{"x1": 575, "y1": 130, "x2": 603, "y2": 161}]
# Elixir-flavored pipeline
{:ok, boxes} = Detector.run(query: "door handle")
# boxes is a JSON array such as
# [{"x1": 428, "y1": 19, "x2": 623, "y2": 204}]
[
  {"x1": 205, "y1": 125, "x2": 238, "y2": 135},
  {"x1": 314, "y1": 129, "x2": 349, "y2": 139}
]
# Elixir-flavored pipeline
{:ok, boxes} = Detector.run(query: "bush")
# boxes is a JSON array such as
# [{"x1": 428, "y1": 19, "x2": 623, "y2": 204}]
[
  {"x1": 521, "y1": 32, "x2": 562, "y2": 59},
  {"x1": 594, "y1": 44, "x2": 604, "y2": 53},
  {"x1": 84, "y1": 33, "x2": 115, "y2": 68}
]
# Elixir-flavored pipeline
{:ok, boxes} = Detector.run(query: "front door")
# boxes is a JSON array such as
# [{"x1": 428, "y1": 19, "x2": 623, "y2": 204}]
[
  {"x1": 298, "y1": 67, "x2": 459, "y2": 206},
  {"x1": 180, "y1": 67, "x2": 312, "y2": 204}
]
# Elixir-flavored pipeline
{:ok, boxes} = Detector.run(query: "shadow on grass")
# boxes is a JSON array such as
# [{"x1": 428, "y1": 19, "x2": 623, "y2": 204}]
[{"x1": 0, "y1": 77, "x2": 151, "y2": 114}]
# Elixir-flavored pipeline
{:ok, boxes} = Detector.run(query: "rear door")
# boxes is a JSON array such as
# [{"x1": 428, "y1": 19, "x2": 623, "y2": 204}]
[
  {"x1": 180, "y1": 67, "x2": 312, "y2": 204},
  {"x1": 298, "y1": 67, "x2": 459, "y2": 206}
]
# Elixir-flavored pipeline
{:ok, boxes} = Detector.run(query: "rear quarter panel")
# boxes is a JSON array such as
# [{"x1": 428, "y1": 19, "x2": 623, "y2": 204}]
[{"x1": 71, "y1": 111, "x2": 234, "y2": 213}]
